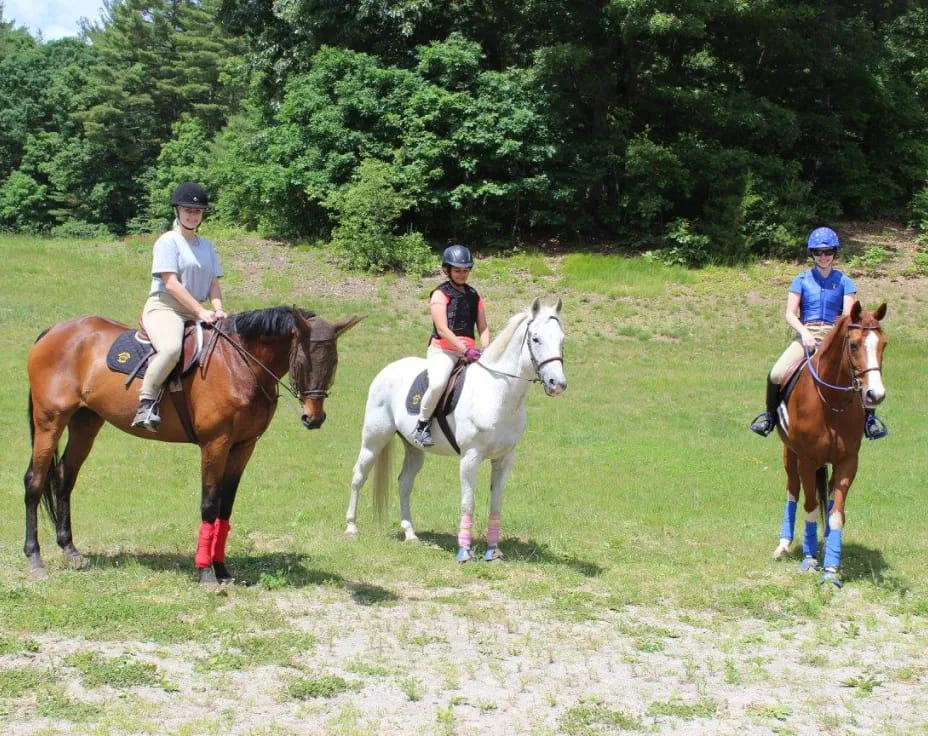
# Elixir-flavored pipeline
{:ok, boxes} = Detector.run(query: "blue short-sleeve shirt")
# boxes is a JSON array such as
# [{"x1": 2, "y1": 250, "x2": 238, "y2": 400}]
[
  {"x1": 149, "y1": 232, "x2": 223, "y2": 302},
  {"x1": 789, "y1": 268, "x2": 856, "y2": 324}
]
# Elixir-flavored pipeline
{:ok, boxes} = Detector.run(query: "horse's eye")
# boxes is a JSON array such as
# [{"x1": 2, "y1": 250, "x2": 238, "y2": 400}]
[
  {"x1": 531, "y1": 335, "x2": 540, "y2": 344},
  {"x1": 850, "y1": 343, "x2": 859, "y2": 352}
]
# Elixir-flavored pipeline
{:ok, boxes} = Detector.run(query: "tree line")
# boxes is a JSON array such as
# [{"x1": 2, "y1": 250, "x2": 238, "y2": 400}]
[{"x1": 1, "y1": 0, "x2": 927, "y2": 269}]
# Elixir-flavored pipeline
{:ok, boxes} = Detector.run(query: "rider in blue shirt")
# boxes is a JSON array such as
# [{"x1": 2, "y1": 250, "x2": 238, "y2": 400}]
[{"x1": 749, "y1": 226, "x2": 888, "y2": 440}]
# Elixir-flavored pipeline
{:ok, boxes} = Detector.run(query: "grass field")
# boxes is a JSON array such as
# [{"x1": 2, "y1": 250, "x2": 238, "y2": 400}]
[{"x1": 0, "y1": 230, "x2": 926, "y2": 735}]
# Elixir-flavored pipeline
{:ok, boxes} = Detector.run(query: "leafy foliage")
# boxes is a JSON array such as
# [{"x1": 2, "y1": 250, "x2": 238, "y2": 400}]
[{"x1": 1, "y1": 0, "x2": 928, "y2": 262}]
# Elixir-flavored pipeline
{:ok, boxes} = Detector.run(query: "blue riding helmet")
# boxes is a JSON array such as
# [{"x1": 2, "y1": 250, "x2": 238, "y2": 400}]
[
  {"x1": 807, "y1": 226, "x2": 840, "y2": 251},
  {"x1": 442, "y1": 244, "x2": 474, "y2": 269}
]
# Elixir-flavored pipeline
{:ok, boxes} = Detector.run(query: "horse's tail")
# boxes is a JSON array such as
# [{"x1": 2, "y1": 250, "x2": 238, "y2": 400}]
[
  {"x1": 816, "y1": 466, "x2": 829, "y2": 525},
  {"x1": 371, "y1": 436, "x2": 394, "y2": 524},
  {"x1": 25, "y1": 389, "x2": 60, "y2": 527}
]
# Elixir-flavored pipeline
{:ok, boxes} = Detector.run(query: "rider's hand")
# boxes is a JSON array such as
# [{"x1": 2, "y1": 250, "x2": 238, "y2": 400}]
[
  {"x1": 198, "y1": 309, "x2": 217, "y2": 324},
  {"x1": 214, "y1": 308, "x2": 228, "y2": 320},
  {"x1": 801, "y1": 331, "x2": 817, "y2": 350},
  {"x1": 463, "y1": 347, "x2": 482, "y2": 363}
]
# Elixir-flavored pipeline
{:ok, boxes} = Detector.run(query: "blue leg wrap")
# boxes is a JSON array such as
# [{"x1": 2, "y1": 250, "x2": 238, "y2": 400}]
[
  {"x1": 456, "y1": 547, "x2": 473, "y2": 563},
  {"x1": 802, "y1": 520, "x2": 818, "y2": 559},
  {"x1": 779, "y1": 498, "x2": 797, "y2": 542},
  {"x1": 823, "y1": 528, "x2": 842, "y2": 571}
]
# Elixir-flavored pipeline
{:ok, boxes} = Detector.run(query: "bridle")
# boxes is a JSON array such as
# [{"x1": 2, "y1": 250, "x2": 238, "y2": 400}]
[
  {"x1": 477, "y1": 313, "x2": 564, "y2": 383},
  {"x1": 212, "y1": 322, "x2": 331, "y2": 414},
  {"x1": 804, "y1": 322, "x2": 883, "y2": 409}
]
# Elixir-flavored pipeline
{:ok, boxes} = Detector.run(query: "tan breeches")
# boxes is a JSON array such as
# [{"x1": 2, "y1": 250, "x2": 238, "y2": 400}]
[
  {"x1": 139, "y1": 293, "x2": 198, "y2": 400},
  {"x1": 769, "y1": 324, "x2": 833, "y2": 384}
]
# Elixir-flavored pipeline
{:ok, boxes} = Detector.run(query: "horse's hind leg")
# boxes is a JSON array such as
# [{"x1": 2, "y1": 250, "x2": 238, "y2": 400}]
[
  {"x1": 345, "y1": 428, "x2": 394, "y2": 538},
  {"x1": 55, "y1": 409, "x2": 105, "y2": 568},
  {"x1": 774, "y1": 447, "x2": 800, "y2": 560},
  {"x1": 23, "y1": 397, "x2": 75, "y2": 576},
  {"x1": 397, "y1": 445, "x2": 426, "y2": 541}
]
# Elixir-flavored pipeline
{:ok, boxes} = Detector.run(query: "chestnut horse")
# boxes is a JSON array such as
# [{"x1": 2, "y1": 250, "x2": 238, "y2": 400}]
[
  {"x1": 771, "y1": 301, "x2": 887, "y2": 587},
  {"x1": 24, "y1": 306, "x2": 362, "y2": 586}
]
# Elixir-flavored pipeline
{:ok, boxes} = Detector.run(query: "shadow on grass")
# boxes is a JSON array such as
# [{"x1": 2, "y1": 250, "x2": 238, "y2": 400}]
[
  {"x1": 413, "y1": 531, "x2": 602, "y2": 577},
  {"x1": 774, "y1": 542, "x2": 905, "y2": 590},
  {"x1": 86, "y1": 551, "x2": 397, "y2": 602}
]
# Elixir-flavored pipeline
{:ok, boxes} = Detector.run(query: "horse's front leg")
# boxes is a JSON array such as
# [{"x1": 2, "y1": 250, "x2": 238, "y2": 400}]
[
  {"x1": 774, "y1": 447, "x2": 800, "y2": 560},
  {"x1": 195, "y1": 439, "x2": 231, "y2": 588},
  {"x1": 483, "y1": 450, "x2": 517, "y2": 562},
  {"x1": 456, "y1": 450, "x2": 482, "y2": 563},
  {"x1": 208, "y1": 439, "x2": 258, "y2": 585},
  {"x1": 797, "y1": 460, "x2": 822, "y2": 572},
  {"x1": 821, "y1": 456, "x2": 858, "y2": 588}
]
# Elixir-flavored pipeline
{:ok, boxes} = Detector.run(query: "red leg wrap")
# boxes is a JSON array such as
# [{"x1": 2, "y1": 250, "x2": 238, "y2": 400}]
[
  {"x1": 194, "y1": 521, "x2": 215, "y2": 568},
  {"x1": 211, "y1": 519, "x2": 231, "y2": 563}
]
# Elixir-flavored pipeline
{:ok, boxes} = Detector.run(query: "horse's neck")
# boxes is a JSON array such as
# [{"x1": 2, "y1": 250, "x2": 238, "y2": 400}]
[
  {"x1": 815, "y1": 326, "x2": 850, "y2": 382},
  {"x1": 479, "y1": 322, "x2": 534, "y2": 405},
  {"x1": 233, "y1": 334, "x2": 290, "y2": 379}
]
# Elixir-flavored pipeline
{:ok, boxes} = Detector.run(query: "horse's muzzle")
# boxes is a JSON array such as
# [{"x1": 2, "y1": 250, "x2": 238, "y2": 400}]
[
  {"x1": 544, "y1": 377, "x2": 567, "y2": 396},
  {"x1": 302, "y1": 412, "x2": 326, "y2": 430},
  {"x1": 863, "y1": 388, "x2": 885, "y2": 408}
]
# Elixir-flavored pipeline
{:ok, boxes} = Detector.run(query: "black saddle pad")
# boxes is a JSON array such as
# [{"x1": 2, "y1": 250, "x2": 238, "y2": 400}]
[
  {"x1": 106, "y1": 330, "x2": 155, "y2": 377},
  {"x1": 405, "y1": 367, "x2": 467, "y2": 416}
]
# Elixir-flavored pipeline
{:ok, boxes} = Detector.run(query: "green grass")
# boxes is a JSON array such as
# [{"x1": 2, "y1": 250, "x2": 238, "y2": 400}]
[{"x1": 0, "y1": 233, "x2": 927, "y2": 730}]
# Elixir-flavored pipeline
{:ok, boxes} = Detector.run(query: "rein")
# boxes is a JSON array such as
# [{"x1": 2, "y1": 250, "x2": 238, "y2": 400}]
[{"x1": 476, "y1": 314, "x2": 563, "y2": 383}]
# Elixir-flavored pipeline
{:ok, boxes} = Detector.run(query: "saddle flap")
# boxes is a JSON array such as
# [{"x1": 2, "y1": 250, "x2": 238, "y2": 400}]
[
  {"x1": 404, "y1": 360, "x2": 469, "y2": 417},
  {"x1": 106, "y1": 322, "x2": 204, "y2": 381}
]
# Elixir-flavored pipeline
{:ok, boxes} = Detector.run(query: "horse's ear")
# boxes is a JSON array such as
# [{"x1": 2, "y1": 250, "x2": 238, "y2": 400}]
[
  {"x1": 334, "y1": 315, "x2": 365, "y2": 337},
  {"x1": 850, "y1": 300, "x2": 862, "y2": 321},
  {"x1": 873, "y1": 302, "x2": 887, "y2": 321},
  {"x1": 292, "y1": 306, "x2": 312, "y2": 337},
  {"x1": 554, "y1": 297, "x2": 563, "y2": 314},
  {"x1": 530, "y1": 297, "x2": 541, "y2": 317}
]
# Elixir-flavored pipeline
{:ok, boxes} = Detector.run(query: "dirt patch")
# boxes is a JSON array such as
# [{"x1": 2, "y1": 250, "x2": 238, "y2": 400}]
[{"x1": 4, "y1": 582, "x2": 926, "y2": 735}]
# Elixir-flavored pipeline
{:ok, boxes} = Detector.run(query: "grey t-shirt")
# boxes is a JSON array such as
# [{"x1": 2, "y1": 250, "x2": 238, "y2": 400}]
[{"x1": 149, "y1": 231, "x2": 223, "y2": 302}]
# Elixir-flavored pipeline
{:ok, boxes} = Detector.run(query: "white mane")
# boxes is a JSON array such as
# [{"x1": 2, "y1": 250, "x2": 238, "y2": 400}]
[{"x1": 481, "y1": 309, "x2": 530, "y2": 363}]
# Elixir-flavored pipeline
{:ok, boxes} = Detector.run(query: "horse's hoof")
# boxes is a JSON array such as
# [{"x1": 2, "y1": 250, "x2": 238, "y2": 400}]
[
  {"x1": 28, "y1": 565, "x2": 49, "y2": 580},
  {"x1": 800, "y1": 556, "x2": 819, "y2": 572},
  {"x1": 344, "y1": 528, "x2": 359, "y2": 540},
  {"x1": 199, "y1": 566, "x2": 220, "y2": 590},
  {"x1": 404, "y1": 532, "x2": 419, "y2": 542},
  {"x1": 212, "y1": 562, "x2": 234, "y2": 585},
  {"x1": 820, "y1": 568, "x2": 842, "y2": 588},
  {"x1": 773, "y1": 542, "x2": 791, "y2": 560},
  {"x1": 67, "y1": 554, "x2": 87, "y2": 570},
  {"x1": 483, "y1": 547, "x2": 504, "y2": 562},
  {"x1": 456, "y1": 547, "x2": 473, "y2": 563}
]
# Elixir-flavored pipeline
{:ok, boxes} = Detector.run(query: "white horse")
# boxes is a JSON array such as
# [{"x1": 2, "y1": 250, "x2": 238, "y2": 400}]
[{"x1": 344, "y1": 297, "x2": 567, "y2": 562}]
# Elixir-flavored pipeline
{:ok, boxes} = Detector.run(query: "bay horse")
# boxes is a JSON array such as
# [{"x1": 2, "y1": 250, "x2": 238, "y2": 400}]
[
  {"x1": 24, "y1": 306, "x2": 363, "y2": 586},
  {"x1": 344, "y1": 297, "x2": 567, "y2": 562},
  {"x1": 771, "y1": 301, "x2": 887, "y2": 587}
]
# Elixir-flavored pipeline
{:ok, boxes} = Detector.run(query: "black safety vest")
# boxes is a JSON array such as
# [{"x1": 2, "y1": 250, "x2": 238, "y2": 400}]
[{"x1": 430, "y1": 282, "x2": 479, "y2": 342}]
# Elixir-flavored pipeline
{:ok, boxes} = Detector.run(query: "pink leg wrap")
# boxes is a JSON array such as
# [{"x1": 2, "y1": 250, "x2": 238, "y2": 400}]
[
  {"x1": 458, "y1": 514, "x2": 473, "y2": 549},
  {"x1": 211, "y1": 519, "x2": 231, "y2": 563},
  {"x1": 487, "y1": 513, "x2": 501, "y2": 547},
  {"x1": 194, "y1": 521, "x2": 215, "y2": 568}
]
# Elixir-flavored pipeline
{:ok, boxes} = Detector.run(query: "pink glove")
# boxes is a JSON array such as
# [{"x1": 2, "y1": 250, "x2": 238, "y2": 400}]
[{"x1": 464, "y1": 347, "x2": 482, "y2": 363}]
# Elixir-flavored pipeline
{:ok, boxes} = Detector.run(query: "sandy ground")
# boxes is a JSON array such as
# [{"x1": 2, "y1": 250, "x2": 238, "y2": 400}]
[{"x1": 3, "y1": 581, "x2": 926, "y2": 736}]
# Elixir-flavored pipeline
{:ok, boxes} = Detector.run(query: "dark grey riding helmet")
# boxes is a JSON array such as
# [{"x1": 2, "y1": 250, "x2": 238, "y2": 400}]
[
  {"x1": 170, "y1": 182, "x2": 209, "y2": 210},
  {"x1": 442, "y1": 244, "x2": 474, "y2": 269}
]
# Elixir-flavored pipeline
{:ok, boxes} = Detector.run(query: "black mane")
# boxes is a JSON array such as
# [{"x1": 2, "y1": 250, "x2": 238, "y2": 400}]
[{"x1": 231, "y1": 306, "x2": 316, "y2": 338}]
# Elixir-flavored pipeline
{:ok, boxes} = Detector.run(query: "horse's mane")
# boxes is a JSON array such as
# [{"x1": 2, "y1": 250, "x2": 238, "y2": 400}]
[
  {"x1": 231, "y1": 306, "x2": 316, "y2": 338},
  {"x1": 817, "y1": 313, "x2": 849, "y2": 359},
  {"x1": 480, "y1": 309, "x2": 530, "y2": 363}
]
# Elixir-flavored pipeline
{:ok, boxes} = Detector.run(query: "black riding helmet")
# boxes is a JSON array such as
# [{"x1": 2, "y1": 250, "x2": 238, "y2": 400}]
[
  {"x1": 170, "y1": 182, "x2": 209, "y2": 210},
  {"x1": 442, "y1": 244, "x2": 474, "y2": 269}
]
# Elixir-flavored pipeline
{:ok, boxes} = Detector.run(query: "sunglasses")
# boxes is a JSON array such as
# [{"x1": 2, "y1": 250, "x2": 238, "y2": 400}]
[{"x1": 813, "y1": 249, "x2": 837, "y2": 257}]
